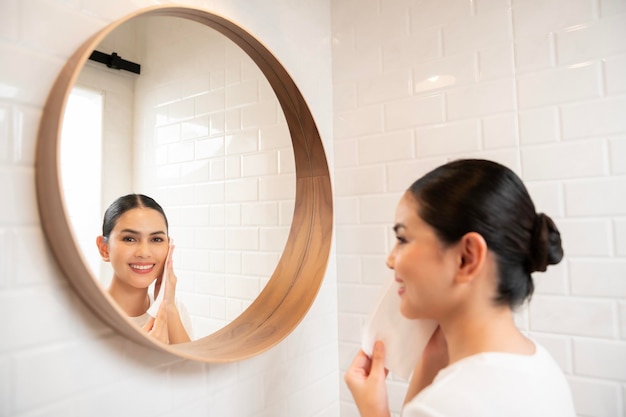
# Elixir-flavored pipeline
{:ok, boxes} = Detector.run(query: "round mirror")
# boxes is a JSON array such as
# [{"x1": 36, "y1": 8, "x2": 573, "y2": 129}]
[
  {"x1": 60, "y1": 13, "x2": 295, "y2": 340},
  {"x1": 36, "y1": 5, "x2": 332, "y2": 362}
]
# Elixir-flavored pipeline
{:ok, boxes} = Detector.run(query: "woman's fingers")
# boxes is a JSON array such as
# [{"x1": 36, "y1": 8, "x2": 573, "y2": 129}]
[
  {"x1": 147, "y1": 301, "x2": 169, "y2": 344},
  {"x1": 344, "y1": 341, "x2": 390, "y2": 417}
]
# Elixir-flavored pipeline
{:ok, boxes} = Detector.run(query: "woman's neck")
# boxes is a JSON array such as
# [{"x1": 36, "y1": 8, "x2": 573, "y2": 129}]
[
  {"x1": 108, "y1": 279, "x2": 149, "y2": 317},
  {"x1": 440, "y1": 304, "x2": 535, "y2": 364}
]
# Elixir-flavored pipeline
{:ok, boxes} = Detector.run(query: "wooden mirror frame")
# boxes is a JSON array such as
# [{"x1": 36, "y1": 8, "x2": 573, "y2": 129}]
[{"x1": 35, "y1": 5, "x2": 333, "y2": 362}]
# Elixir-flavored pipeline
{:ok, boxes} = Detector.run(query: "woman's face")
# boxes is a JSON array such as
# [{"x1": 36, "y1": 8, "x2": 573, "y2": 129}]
[
  {"x1": 100, "y1": 207, "x2": 169, "y2": 290},
  {"x1": 387, "y1": 192, "x2": 458, "y2": 320}
]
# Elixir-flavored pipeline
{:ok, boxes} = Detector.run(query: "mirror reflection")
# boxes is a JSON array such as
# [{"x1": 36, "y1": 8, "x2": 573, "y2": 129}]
[{"x1": 60, "y1": 15, "x2": 295, "y2": 340}]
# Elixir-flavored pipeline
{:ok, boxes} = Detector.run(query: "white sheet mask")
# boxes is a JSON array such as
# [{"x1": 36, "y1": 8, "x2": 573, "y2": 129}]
[
  {"x1": 146, "y1": 239, "x2": 174, "y2": 318},
  {"x1": 361, "y1": 277, "x2": 438, "y2": 380}
]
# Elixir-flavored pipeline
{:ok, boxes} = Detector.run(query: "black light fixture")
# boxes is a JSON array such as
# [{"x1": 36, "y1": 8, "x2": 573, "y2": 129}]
[{"x1": 88, "y1": 50, "x2": 141, "y2": 74}]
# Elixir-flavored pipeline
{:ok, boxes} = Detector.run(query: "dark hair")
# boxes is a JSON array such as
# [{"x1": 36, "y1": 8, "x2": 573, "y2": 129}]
[
  {"x1": 101, "y1": 194, "x2": 168, "y2": 239},
  {"x1": 408, "y1": 159, "x2": 563, "y2": 308}
]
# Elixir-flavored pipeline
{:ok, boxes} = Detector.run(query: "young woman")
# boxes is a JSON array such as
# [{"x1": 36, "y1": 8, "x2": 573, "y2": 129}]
[
  {"x1": 96, "y1": 194, "x2": 192, "y2": 344},
  {"x1": 345, "y1": 159, "x2": 576, "y2": 417}
]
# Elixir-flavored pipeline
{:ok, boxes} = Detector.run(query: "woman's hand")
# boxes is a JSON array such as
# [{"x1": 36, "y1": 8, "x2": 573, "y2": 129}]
[
  {"x1": 143, "y1": 300, "x2": 169, "y2": 344},
  {"x1": 344, "y1": 341, "x2": 391, "y2": 417},
  {"x1": 158, "y1": 243, "x2": 191, "y2": 344}
]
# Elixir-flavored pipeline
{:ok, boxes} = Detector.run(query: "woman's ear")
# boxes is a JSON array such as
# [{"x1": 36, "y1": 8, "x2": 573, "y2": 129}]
[
  {"x1": 456, "y1": 232, "x2": 487, "y2": 283},
  {"x1": 96, "y1": 236, "x2": 110, "y2": 262}
]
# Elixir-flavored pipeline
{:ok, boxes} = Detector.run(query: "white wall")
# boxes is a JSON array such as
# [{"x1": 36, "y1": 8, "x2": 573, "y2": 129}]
[
  {"x1": 0, "y1": 1, "x2": 337, "y2": 417},
  {"x1": 332, "y1": 1, "x2": 626, "y2": 417}
]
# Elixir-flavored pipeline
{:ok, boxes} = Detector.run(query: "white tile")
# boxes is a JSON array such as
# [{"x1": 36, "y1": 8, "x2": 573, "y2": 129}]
[
  {"x1": 225, "y1": 79, "x2": 258, "y2": 108},
  {"x1": 353, "y1": 6, "x2": 409, "y2": 50},
  {"x1": 224, "y1": 178, "x2": 257, "y2": 202},
  {"x1": 156, "y1": 123, "x2": 179, "y2": 145},
  {"x1": 332, "y1": 47, "x2": 383, "y2": 83},
  {"x1": 519, "y1": 107, "x2": 560, "y2": 145},
  {"x1": 556, "y1": 14, "x2": 626, "y2": 65},
  {"x1": 521, "y1": 140, "x2": 606, "y2": 180},
  {"x1": 167, "y1": 141, "x2": 194, "y2": 164},
  {"x1": 337, "y1": 282, "x2": 382, "y2": 313},
  {"x1": 334, "y1": 139, "x2": 359, "y2": 168},
  {"x1": 259, "y1": 124, "x2": 291, "y2": 151},
  {"x1": 333, "y1": 81, "x2": 358, "y2": 112},
  {"x1": 242, "y1": 102, "x2": 278, "y2": 129},
  {"x1": 409, "y1": 0, "x2": 471, "y2": 30},
  {"x1": 334, "y1": 197, "x2": 359, "y2": 226},
  {"x1": 517, "y1": 62, "x2": 600, "y2": 109},
  {"x1": 600, "y1": 0, "x2": 626, "y2": 16},
  {"x1": 570, "y1": 260, "x2": 626, "y2": 297},
  {"x1": 558, "y1": 219, "x2": 612, "y2": 257},
  {"x1": 482, "y1": 112, "x2": 518, "y2": 149},
  {"x1": 168, "y1": 98, "x2": 194, "y2": 123},
  {"x1": 615, "y1": 218, "x2": 626, "y2": 256},
  {"x1": 334, "y1": 106, "x2": 384, "y2": 140},
  {"x1": 361, "y1": 255, "x2": 391, "y2": 285},
  {"x1": 386, "y1": 158, "x2": 446, "y2": 192},
  {"x1": 181, "y1": 117, "x2": 209, "y2": 141},
  {"x1": 561, "y1": 96, "x2": 626, "y2": 139},
  {"x1": 260, "y1": 227, "x2": 289, "y2": 252},
  {"x1": 526, "y1": 182, "x2": 565, "y2": 217},
  {"x1": 358, "y1": 131, "x2": 414, "y2": 164},
  {"x1": 0, "y1": 0, "x2": 18, "y2": 41},
  {"x1": 533, "y1": 262, "x2": 568, "y2": 295},
  {"x1": 568, "y1": 378, "x2": 621, "y2": 417},
  {"x1": 512, "y1": 0, "x2": 594, "y2": 39},
  {"x1": 529, "y1": 334, "x2": 572, "y2": 373},
  {"x1": 444, "y1": 8, "x2": 512, "y2": 56},
  {"x1": 384, "y1": 94, "x2": 444, "y2": 130},
  {"x1": 529, "y1": 295, "x2": 617, "y2": 337},
  {"x1": 195, "y1": 89, "x2": 225, "y2": 115},
  {"x1": 0, "y1": 166, "x2": 38, "y2": 226},
  {"x1": 382, "y1": 29, "x2": 441, "y2": 71},
  {"x1": 335, "y1": 226, "x2": 387, "y2": 255},
  {"x1": 605, "y1": 54, "x2": 626, "y2": 95},
  {"x1": 514, "y1": 35, "x2": 553, "y2": 73},
  {"x1": 413, "y1": 53, "x2": 476, "y2": 93},
  {"x1": 242, "y1": 252, "x2": 280, "y2": 277},
  {"x1": 565, "y1": 178, "x2": 626, "y2": 216},
  {"x1": 333, "y1": 166, "x2": 386, "y2": 196},
  {"x1": 478, "y1": 43, "x2": 515, "y2": 81},
  {"x1": 619, "y1": 300, "x2": 626, "y2": 338},
  {"x1": 225, "y1": 129, "x2": 258, "y2": 155},
  {"x1": 574, "y1": 339, "x2": 626, "y2": 379},
  {"x1": 356, "y1": 69, "x2": 412, "y2": 105},
  {"x1": 416, "y1": 120, "x2": 481, "y2": 157},
  {"x1": 447, "y1": 78, "x2": 515, "y2": 119},
  {"x1": 358, "y1": 195, "x2": 398, "y2": 224},
  {"x1": 259, "y1": 175, "x2": 296, "y2": 200},
  {"x1": 13, "y1": 105, "x2": 41, "y2": 165},
  {"x1": 242, "y1": 151, "x2": 278, "y2": 177},
  {"x1": 242, "y1": 202, "x2": 279, "y2": 226}
]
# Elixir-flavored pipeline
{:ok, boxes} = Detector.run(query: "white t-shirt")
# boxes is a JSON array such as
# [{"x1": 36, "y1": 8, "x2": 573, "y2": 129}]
[
  {"x1": 128, "y1": 293, "x2": 194, "y2": 340},
  {"x1": 402, "y1": 343, "x2": 576, "y2": 417}
]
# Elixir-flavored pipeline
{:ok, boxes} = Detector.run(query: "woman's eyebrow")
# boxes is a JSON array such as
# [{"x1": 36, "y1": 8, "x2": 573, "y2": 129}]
[{"x1": 119, "y1": 229, "x2": 166, "y2": 235}]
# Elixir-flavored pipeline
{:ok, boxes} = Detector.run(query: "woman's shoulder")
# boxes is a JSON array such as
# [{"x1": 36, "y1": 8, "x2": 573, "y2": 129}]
[{"x1": 402, "y1": 342, "x2": 576, "y2": 417}]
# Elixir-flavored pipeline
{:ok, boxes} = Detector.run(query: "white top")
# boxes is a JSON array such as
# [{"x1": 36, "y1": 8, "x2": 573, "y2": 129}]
[
  {"x1": 128, "y1": 293, "x2": 194, "y2": 340},
  {"x1": 402, "y1": 343, "x2": 576, "y2": 417}
]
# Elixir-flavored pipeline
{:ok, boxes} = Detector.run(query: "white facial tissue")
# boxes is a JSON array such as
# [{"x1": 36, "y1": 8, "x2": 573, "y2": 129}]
[{"x1": 361, "y1": 277, "x2": 438, "y2": 380}]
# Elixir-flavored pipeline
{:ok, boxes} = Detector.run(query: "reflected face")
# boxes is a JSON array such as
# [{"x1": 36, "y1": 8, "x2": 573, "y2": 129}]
[
  {"x1": 99, "y1": 207, "x2": 169, "y2": 290},
  {"x1": 386, "y1": 192, "x2": 457, "y2": 320}
]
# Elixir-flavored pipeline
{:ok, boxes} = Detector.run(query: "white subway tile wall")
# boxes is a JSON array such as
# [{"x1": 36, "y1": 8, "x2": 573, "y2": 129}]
[
  {"x1": 333, "y1": 1, "x2": 626, "y2": 416},
  {"x1": 1, "y1": 1, "x2": 337, "y2": 417}
]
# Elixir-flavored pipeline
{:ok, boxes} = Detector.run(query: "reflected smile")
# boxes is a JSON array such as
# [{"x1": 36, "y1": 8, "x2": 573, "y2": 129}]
[{"x1": 129, "y1": 263, "x2": 155, "y2": 273}]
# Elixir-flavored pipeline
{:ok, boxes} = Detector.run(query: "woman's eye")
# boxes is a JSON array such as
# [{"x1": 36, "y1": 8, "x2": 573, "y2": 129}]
[
  {"x1": 122, "y1": 236, "x2": 136, "y2": 242},
  {"x1": 152, "y1": 237, "x2": 164, "y2": 243},
  {"x1": 395, "y1": 235, "x2": 407, "y2": 244}
]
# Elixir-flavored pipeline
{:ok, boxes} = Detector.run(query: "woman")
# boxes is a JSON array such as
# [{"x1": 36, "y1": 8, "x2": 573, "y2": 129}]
[
  {"x1": 345, "y1": 159, "x2": 576, "y2": 416},
  {"x1": 96, "y1": 194, "x2": 192, "y2": 344}
]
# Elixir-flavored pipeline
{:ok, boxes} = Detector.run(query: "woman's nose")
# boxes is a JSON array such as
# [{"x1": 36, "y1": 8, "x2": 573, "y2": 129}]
[
  {"x1": 135, "y1": 242, "x2": 151, "y2": 258},
  {"x1": 386, "y1": 251, "x2": 394, "y2": 270}
]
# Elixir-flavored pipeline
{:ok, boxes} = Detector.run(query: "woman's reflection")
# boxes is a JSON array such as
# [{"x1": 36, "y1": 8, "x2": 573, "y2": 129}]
[{"x1": 95, "y1": 194, "x2": 193, "y2": 344}]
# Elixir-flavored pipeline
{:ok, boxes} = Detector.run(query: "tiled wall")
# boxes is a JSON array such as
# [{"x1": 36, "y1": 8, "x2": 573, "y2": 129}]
[
  {"x1": 0, "y1": 1, "x2": 337, "y2": 417},
  {"x1": 332, "y1": 1, "x2": 626, "y2": 416}
]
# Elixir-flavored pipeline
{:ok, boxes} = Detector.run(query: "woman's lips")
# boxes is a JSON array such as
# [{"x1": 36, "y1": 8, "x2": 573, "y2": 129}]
[{"x1": 129, "y1": 263, "x2": 155, "y2": 274}]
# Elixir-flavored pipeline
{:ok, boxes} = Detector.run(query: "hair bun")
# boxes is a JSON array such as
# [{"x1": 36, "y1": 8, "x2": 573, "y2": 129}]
[{"x1": 528, "y1": 213, "x2": 564, "y2": 273}]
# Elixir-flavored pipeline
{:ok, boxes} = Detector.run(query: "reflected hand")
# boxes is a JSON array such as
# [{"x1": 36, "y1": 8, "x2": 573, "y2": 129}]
[
  {"x1": 344, "y1": 341, "x2": 390, "y2": 417},
  {"x1": 143, "y1": 300, "x2": 169, "y2": 344}
]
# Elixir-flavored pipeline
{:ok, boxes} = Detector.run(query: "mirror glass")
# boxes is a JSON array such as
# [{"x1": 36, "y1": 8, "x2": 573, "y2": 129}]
[{"x1": 60, "y1": 15, "x2": 295, "y2": 340}]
